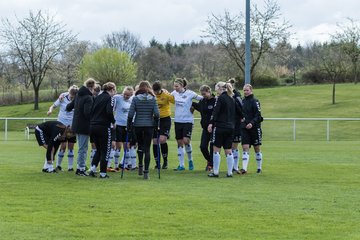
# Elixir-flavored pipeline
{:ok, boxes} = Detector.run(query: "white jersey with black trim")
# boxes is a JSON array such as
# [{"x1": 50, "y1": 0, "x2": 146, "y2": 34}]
[
  {"x1": 53, "y1": 92, "x2": 74, "y2": 126},
  {"x1": 171, "y1": 89, "x2": 203, "y2": 123},
  {"x1": 114, "y1": 94, "x2": 133, "y2": 126}
]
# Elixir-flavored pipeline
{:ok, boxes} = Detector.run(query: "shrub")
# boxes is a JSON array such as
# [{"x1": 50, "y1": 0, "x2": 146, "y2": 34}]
[{"x1": 252, "y1": 75, "x2": 279, "y2": 87}]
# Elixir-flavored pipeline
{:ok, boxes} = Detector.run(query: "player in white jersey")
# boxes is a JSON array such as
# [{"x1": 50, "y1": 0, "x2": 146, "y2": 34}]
[
  {"x1": 171, "y1": 78, "x2": 203, "y2": 171},
  {"x1": 47, "y1": 85, "x2": 78, "y2": 171},
  {"x1": 112, "y1": 86, "x2": 137, "y2": 171}
]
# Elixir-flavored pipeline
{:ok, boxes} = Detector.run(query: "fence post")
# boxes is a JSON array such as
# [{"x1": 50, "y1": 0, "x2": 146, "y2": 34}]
[
  {"x1": 5, "y1": 118, "x2": 8, "y2": 141},
  {"x1": 326, "y1": 120, "x2": 330, "y2": 141},
  {"x1": 293, "y1": 119, "x2": 296, "y2": 141}
]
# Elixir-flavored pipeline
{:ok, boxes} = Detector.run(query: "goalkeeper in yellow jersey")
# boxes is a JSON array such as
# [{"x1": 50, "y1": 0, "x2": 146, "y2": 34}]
[{"x1": 152, "y1": 81, "x2": 175, "y2": 169}]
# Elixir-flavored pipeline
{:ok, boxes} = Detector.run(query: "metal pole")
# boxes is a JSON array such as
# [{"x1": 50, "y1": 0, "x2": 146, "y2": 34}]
[
  {"x1": 5, "y1": 118, "x2": 8, "y2": 141},
  {"x1": 293, "y1": 119, "x2": 296, "y2": 141},
  {"x1": 326, "y1": 120, "x2": 330, "y2": 141},
  {"x1": 245, "y1": 0, "x2": 251, "y2": 84}
]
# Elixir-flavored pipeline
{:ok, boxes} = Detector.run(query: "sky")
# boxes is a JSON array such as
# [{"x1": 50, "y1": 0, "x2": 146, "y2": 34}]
[{"x1": 0, "y1": 0, "x2": 359, "y2": 46}]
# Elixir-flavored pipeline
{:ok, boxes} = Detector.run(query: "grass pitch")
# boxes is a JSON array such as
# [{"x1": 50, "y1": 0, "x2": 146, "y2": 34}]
[
  {"x1": 0, "y1": 138, "x2": 359, "y2": 239},
  {"x1": 1, "y1": 83, "x2": 360, "y2": 239}
]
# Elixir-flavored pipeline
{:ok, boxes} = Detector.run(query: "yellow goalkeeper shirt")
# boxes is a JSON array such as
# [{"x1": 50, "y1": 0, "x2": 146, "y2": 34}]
[{"x1": 156, "y1": 89, "x2": 175, "y2": 118}]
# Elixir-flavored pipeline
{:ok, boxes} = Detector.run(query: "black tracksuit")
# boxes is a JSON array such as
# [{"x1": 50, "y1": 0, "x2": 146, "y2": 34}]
[
  {"x1": 211, "y1": 92, "x2": 236, "y2": 129},
  {"x1": 233, "y1": 89, "x2": 243, "y2": 141},
  {"x1": 192, "y1": 95, "x2": 216, "y2": 166},
  {"x1": 66, "y1": 86, "x2": 93, "y2": 135},
  {"x1": 35, "y1": 121, "x2": 66, "y2": 161},
  {"x1": 90, "y1": 91, "x2": 115, "y2": 174},
  {"x1": 210, "y1": 92, "x2": 237, "y2": 149},
  {"x1": 241, "y1": 94, "x2": 262, "y2": 128},
  {"x1": 241, "y1": 94, "x2": 263, "y2": 146}
]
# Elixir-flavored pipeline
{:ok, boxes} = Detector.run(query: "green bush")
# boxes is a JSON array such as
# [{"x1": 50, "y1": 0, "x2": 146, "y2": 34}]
[{"x1": 252, "y1": 75, "x2": 279, "y2": 87}]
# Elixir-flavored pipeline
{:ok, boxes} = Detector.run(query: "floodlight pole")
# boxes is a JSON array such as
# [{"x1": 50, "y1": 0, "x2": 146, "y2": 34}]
[{"x1": 245, "y1": 0, "x2": 251, "y2": 85}]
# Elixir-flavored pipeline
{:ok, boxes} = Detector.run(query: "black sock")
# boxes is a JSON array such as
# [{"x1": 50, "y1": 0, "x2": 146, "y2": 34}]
[
  {"x1": 152, "y1": 144, "x2": 158, "y2": 162},
  {"x1": 161, "y1": 143, "x2": 168, "y2": 162},
  {"x1": 137, "y1": 150, "x2": 144, "y2": 167}
]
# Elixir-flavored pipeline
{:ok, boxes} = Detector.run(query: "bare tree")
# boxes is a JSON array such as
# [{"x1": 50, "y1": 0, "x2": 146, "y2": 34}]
[
  {"x1": 103, "y1": 29, "x2": 143, "y2": 59},
  {"x1": 53, "y1": 41, "x2": 90, "y2": 88},
  {"x1": 204, "y1": 0, "x2": 291, "y2": 82},
  {"x1": 310, "y1": 42, "x2": 348, "y2": 104},
  {"x1": 332, "y1": 18, "x2": 360, "y2": 84},
  {"x1": 0, "y1": 10, "x2": 76, "y2": 110}
]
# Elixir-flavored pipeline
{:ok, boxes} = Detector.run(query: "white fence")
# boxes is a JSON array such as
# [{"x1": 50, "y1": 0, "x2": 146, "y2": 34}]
[
  {"x1": 265, "y1": 118, "x2": 360, "y2": 141},
  {"x1": 1, "y1": 117, "x2": 360, "y2": 141},
  {"x1": 1, "y1": 117, "x2": 56, "y2": 141}
]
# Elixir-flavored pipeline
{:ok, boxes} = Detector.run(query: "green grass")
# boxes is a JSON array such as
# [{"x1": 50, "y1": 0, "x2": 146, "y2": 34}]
[
  {"x1": 0, "y1": 136, "x2": 359, "y2": 239},
  {"x1": 257, "y1": 83, "x2": 360, "y2": 118},
  {"x1": 1, "y1": 83, "x2": 360, "y2": 239}
]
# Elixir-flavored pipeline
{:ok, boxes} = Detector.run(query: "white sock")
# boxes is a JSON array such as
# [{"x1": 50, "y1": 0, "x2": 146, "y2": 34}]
[
  {"x1": 232, "y1": 149, "x2": 239, "y2": 171},
  {"x1": 100, "y1": 172, "x2": 106, "y2": 177},
  {"x1": 242, "y1": 152, "x2": 249, "y2": 171},
  {"x1": 90, "y1": 149, "x2": 96, "y2": 162},
  {"x1": 185, "y1": 144, "x2": 193, "y2": 161},
  {"x1": 114, "y1": 149, "x2": 121, "y2": 167},
  {"x1": 91, "y1": 165, "x2": 97, "y2": 172},
  {"x1": 213, "y1": 152, "x2": 220, "y2": 175},
  {"x1": 130, "y1": 146, "x2": 137, "y2": 168},
  {"x1": 107, "y1": 149, "x2": 115, "y2": 167},
  {"x1": 67, "y1": 149, "x2": 74, "y2": 169},
  {"x1": 43, "y1": 158, "x2": 48, "y2": 169},
  {"x1": 56, "y1": 149, "x2": 65, "y2": 167},
  {"x1": 226, "y1": 153, "x2": 234, "y2": 176},
  {"x1": 178, "y1": 146, "x2": 185, "y2": 167},
  {"x1": 47, "y1": 163, "x2": 54, "y2": 172},
  {"x1": 125, "y1": 149, "x2": 131, "y2": 167},
  {"x1": 256, "y1": 152, "x2": 263, "y2": 170},
  {"x1": 120, "y1": 152, "x2": 124, "y2": 165}
]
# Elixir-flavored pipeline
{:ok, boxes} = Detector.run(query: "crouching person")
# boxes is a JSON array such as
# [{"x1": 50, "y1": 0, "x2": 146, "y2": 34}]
[{"x1": 35, "y1": 121, "x2": 74, "y2": 173}]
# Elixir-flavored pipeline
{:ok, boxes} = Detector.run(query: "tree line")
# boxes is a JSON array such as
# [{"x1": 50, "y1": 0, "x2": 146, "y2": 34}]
[{"x1": 1, "y1": 0, "x2": 360, "y2": 109}]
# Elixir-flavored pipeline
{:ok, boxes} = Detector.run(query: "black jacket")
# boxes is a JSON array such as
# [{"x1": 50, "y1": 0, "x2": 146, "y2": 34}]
[
  {"x1": 37, "y1": 121, "x2": 66, "y2": 160},
  {"x1": 192, "y1": 95, "x2": 216, "y2": 129},
  {"x1": 66, "y1": 86, "x2": 93, "y2": 134},
  {"x1": 241, "y1": 94, "x2": 263, "y2": 128},
  {"x1": 233, "y1": 89, "x2": 244, "y2": 128},
  {"x1": 90, "y1": 91, "x2": 115, "y2": 127},
  {"x1": 210, "y1": 92, "x2": 236, "y2": 129}
]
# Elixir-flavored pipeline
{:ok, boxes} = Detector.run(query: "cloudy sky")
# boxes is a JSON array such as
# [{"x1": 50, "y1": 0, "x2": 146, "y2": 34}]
[{"x1": 0, "y1": 0, "x2": 358, "y2": 46}]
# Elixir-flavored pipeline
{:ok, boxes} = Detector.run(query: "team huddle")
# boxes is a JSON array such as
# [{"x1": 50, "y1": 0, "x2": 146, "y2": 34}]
[{"x1": 35, "y1": 77, "x2": 263, "y2": 179}]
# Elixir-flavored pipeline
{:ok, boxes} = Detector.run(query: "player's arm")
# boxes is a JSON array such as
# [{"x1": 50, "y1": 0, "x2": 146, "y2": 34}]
[
  {"x1": 192, "y1": 101, "x2": 200, "y2": 112},
  {"x1": 208, "y1": 97, "x2": 221, "y2": 132},
  {"x1": 47, "y1": 96, "x2": 61, "y2": 116},
  {"x1": 107, "y1": 97, "x2": 116, "y2": 124},
  {"x1": 167, "y1": 93, "x2": 175, "y2": 104},
  {"x1": 251, "y1": 100, "x2": 262, "y2": 125},
  {"x1": 66, "y1": 98, "x2": 75, "y2": 112},
  {"x1": 83, "y1": 96, "x2": 93, "y2": 120}
]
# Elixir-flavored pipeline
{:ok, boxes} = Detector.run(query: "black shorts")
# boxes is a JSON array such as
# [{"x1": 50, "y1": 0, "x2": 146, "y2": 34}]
[
  {"x1": 35, "y1": 127, "x2": 48, "y2": 146},
  {"x1": 116, "y1": 125, "x2": 136, "y2": 145},
  {"x1": 111, "y1": 127, "x2": 116, "y2": 142},
  {"x1": 115, "y1": 125, "x2": 127, "y2": 142},
  {"x1": 212, "y1": 127, "x2": 234, "y2": 149},
  {"x1": 174, "y1": 122, "x2": 193, "y2": 140},
  {"x1": 90, "y1": 134, "x2": 95, "y2": 144},
  {"x1": 233, "y1": 126, "x2": 242, "y2": 143},
  {"x1": 153, "y1": 116, "x2": 171, "y2": 138},
  {"x1": 241, "y1": 127, "x2": 262, "y2": 146}
]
